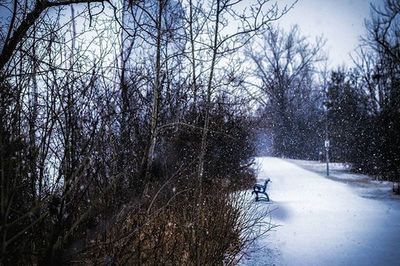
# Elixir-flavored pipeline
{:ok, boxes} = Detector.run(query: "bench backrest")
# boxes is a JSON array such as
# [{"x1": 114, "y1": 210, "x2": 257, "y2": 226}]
[{"x1": 263, "y1": 179, "x2": 270, "y2": 190}]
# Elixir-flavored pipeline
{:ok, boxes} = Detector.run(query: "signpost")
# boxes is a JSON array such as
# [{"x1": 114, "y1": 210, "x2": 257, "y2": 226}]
[
  {"x1": 324, "y1": 84, "x2": 330, "y2": 177},
  {"x1": 325, "y1": 140, "x2": 330, "y2": 176}
]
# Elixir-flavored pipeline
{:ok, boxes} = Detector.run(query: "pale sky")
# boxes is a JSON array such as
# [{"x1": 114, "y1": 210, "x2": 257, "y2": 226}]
[{"x1": 275, "y1": 0, "x2": 383, "y2": 67}]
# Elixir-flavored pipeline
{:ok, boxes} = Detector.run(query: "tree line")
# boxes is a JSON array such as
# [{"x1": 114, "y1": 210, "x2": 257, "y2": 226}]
[
  {"x1": 328, "y1": 0, "x2": 399, "y2": 184},
  {"x1": 248, "y1": 0, "x2": 399, "y2": 191}
]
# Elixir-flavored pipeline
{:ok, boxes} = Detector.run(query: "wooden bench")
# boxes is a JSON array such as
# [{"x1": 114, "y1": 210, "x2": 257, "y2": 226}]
[{"x1": 252, "y1": 178, "x2": 270, "y2": 201}]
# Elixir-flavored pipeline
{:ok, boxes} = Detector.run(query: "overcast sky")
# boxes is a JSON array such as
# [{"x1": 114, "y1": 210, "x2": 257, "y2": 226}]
[
  {"x1": 0, "y1": 0, "x2": 384, "y2": 68},
  {"x1": 276, "y1": 0, "x2": 383, "y2": 67}
]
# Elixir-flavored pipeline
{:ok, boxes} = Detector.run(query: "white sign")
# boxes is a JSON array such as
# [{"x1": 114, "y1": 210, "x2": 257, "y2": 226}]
[{"x1": 325, "y1": 140, "x2": 330, "y2": 148}]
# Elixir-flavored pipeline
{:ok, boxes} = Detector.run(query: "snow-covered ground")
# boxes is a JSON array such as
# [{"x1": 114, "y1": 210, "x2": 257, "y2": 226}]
[
  {"x1": 287, "y1": 159, "x2": 397, "y2": 200},
  {"x1": 240, "y1": 157, "x2": 400, "y2": 266}
]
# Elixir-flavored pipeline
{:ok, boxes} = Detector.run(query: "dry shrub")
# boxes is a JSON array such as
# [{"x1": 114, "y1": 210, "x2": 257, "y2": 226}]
[{"x1": 77, "y1": 181, "x2": 272, "y2": 265}]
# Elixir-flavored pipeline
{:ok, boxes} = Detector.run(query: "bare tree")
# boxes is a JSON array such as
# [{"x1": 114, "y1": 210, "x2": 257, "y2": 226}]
[
  {"x1": 245, "y1": 25, "x2": 325, "y2": 157},
  {"x1": 365, "y1": 0, "x2": 400, "y2": 65},
  {"x1": 0, "y1": 0, "x2": 109, "y2": 74},
  {"x1": 194, "y1": 0, "x2": 298, "y2": 179}
]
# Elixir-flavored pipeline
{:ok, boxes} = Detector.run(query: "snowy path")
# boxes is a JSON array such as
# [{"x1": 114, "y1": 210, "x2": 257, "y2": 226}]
[{"x1": 240, "y1": 157, "x2": 400, "y2": 266}]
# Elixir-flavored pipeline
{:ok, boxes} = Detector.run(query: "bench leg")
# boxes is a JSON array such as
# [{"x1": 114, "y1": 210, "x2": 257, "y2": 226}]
[
  {"x1": 253, "y1": 191, "x2": 270, "y2": 201},
  {"x1": 261, "y1": 192, "x2": 269, "y2": 201}
]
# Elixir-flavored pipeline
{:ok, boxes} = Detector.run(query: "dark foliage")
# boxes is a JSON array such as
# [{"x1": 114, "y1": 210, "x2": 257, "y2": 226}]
[{"x1": 160, "y1": 100, "x2": 256, "y2": 188}]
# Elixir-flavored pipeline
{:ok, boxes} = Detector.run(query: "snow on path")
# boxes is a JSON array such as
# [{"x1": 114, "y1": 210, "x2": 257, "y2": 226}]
[{"x1": 240, "y1": 157, "x2": 400, "y2": 266}]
